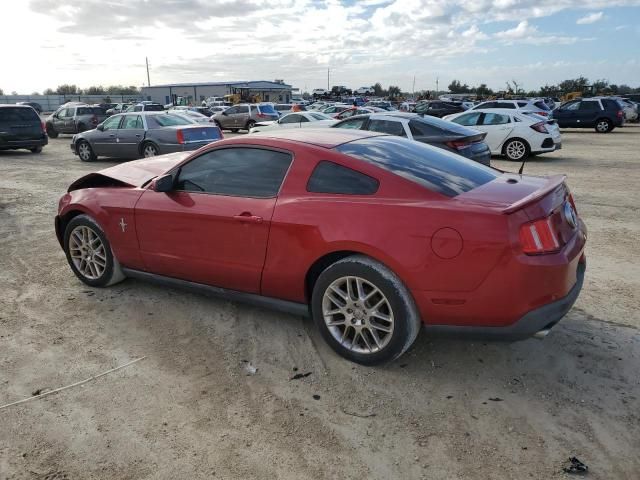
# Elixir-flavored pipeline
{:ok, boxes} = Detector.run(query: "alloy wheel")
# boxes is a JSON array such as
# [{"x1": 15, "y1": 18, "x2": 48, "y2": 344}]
[
  {"x1": 322, "y1": 276, "x2": 394, "y2": 354},
  {"x1": 143, "y1": 144, "x2": 158, "y2": 157},
  {"x1": 68, "y1": 225, "x2": 107, "y2": 280},
  {"x1": 506, "y1": 140, "x2": 526, "y2": 160},
  {"x1": 596, "y1": 120, "x2": 609, "y2": 132},
  {"x1": 78, "y1": 142, "x2": 92, "y2": 161}
]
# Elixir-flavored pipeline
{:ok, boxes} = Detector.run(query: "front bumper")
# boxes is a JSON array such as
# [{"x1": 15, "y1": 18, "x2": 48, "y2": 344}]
[{"x1": 423, "y1": 260, "x2": 585, "y2": 341}]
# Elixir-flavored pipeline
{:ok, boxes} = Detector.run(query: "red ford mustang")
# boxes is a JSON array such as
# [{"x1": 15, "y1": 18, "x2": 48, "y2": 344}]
[{"x1": 55, "y1": 129, "x2": 586, "y2": 364}]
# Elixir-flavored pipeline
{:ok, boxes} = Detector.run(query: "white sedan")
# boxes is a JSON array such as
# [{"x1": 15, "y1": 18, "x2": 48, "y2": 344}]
[
  {"x1": 443, "y1": 108, "x2": 562, "y2": 161},
  {"x1": 249, "y1": 112, "x2": 337, "y2": 133}
]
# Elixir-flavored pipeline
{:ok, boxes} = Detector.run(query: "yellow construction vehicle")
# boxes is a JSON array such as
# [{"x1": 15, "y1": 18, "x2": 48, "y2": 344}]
[{"x1": 224, "y1": 90, "x2": 263, "y2": 105}]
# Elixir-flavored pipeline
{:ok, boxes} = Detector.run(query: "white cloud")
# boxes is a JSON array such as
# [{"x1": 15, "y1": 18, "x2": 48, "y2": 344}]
[
  {"x1": 494, "y1": 20, "x2": 581, "y2": 45},
  {"x1": 577, "y1": 11, "x2": 604, "y2": 24}
]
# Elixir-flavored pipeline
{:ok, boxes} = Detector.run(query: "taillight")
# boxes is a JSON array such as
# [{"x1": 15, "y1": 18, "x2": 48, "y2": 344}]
[
  {"x1": 519, "y1": 217, "x2": 560, "y2": 254},
  {"x1": 257, "y1": 113, "x2": 267, "y2": 118},
  {"x1": 445, "y1": 140, "x2": 471, "y2": 150},
  {"x1": 530, "y1": 121, "x2": 548, "y2": 134},
  {"x1": 91, "y1": 115, "x2": 98, "y2": 125},
  {"x1": 535, "y1": 111, "x2": 548, "y2": 116},
  {"x1": 217, "y1": 127, "x2": 224, "y2": 139},
  {"x1": 176, "y1": 130, "x2": 184, "y2": 144},
  {"x1": 617, "y1": 110, "x2": 624, "y2": 118},
  {"x1": 41, "y1": 121, "x2": 46, "y2": 133}
]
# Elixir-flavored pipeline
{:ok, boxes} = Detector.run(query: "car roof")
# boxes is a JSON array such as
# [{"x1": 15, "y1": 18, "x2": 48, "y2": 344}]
[
  {"x1": 0, "y1": 104, "x2": 35, "y2": 108},
  {"x1": 249, "y1": 127, "x2": 387, "y2": 148}
]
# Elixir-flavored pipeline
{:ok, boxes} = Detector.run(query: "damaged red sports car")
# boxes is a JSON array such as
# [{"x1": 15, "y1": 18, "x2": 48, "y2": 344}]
[{"x1": 55, "y1": 129, "x2": 586, "y2": 364}]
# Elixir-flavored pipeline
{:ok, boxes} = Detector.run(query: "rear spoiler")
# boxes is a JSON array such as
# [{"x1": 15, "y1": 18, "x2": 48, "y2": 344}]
[{"x1": 502, "y1": 175, "x2": 566, "y2": 214}]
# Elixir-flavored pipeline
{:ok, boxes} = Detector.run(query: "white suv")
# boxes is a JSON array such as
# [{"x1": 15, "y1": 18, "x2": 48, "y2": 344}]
[
  {"x1": 470, "y1": 99, "x2": 550, "y2": 116},
  {"x1": 312, "y1": 89, "x2": 329, "y2": 96},
  {"x1": 355, "y1": 87, "x2": 374, "y2": 95}
]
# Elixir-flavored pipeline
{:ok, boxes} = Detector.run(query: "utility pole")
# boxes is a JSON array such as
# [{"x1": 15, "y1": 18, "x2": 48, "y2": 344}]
[
  {"x1": 327, "y1": 68, "x2": 330, "y2": 91},
  {"x1": 412, "y1": 75, "x2": 416, "y2": 99},
  {"x1": 436, "y1": 77, "x2": 439, "y2": 97},
  {"x1": 146, "y1": 57, "x2": 151, "y2": 87}
]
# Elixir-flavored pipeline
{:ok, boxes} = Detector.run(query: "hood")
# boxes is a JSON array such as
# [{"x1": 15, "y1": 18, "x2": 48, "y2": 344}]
[{"x1": 68, "y1": 151, "x2": 190, "y2": 191}]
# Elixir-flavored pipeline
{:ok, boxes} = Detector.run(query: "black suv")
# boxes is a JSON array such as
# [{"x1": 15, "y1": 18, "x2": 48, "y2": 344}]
[
  {"x1": 0, "y1": 104, "x2": 47, "y2": 153},
  {"x1": 551, "y1": 98, "x2": 625, "y2": 133}
]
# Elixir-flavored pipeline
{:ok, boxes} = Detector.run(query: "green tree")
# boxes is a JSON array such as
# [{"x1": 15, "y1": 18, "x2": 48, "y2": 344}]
[
  {"x1": 558, "y1": 77, "x2": 589, "y2": 93},
  {"x1": 85, "y1": 85, "x2": 106, "y2": 95},
  {"x1": 448, "y1": 80, "x2": 470, "y2": 94},
  {"x1": 373, "y1": 82, "x2": 385, "y2": 97},
  {"x1": 0, "y1": 88, "x2": 3, "y2": 95},
  {"x1": 56, "y1": 84, "x2": 80, "y2": 95},
  {"x1": 617, "y1": 84, "x2": 632, "y2": 94},
  {"x1": 387, "y1": 85, "x2": 401, "y2": 98},
  {"x1": 106, "y1": 85, "x2": 140, "y2": 95}
]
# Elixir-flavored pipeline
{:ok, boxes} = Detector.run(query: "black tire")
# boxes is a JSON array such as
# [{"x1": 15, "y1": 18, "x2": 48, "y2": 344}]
[
  {"x1": 46, "y1": 124, "x2": 58, "y2": 138},
  {"x1": 230, "y1": 128, "x2": 239, "y2": 133},
  {"x1": 594, "y1": 118, "x2": 612, "y2": 133},
  {"x1": 214, "y1": 120, "x2": 222, "y2": 129},
  {"x1": 246, "y1": 120, "x2": 256, "y2": 131},
  {"x1": 30, "y1": 146, "x2": 43, "y2": 153},
  {"x1": 311, "y1": 255, "x2": 421, "y2": 365},
  {"x1": 141, "y1": 142, "x2": 159, "y2": 157},
  {"x1": 77, "y1": 140, "x2": 96, "y2": 162},
  {"x1": 503, "y1": 138, "x2": 530, "y2": 162},
  {"x1": 63, "y1": 214, "x2": 126, "y2": 288}
]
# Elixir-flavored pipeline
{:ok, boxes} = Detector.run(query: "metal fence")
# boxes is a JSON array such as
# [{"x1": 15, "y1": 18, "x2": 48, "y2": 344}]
[{"x1": 0, "y1": 94, "x2": 145, "y2": 112}]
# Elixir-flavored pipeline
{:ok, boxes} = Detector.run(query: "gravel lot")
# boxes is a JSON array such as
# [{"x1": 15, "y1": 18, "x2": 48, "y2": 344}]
[{"x1": 1, "y1": 126, "x2": 639, "y2": 479}]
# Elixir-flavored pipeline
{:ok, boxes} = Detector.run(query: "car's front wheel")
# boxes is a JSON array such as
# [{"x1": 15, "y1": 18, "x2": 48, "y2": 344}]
[
  {"x1": 30, "y1": 146, "x2": 42, "y2": 153},
  {"x1": 246, "y1": 120, "x2": 256, "y2": 131},
  {"x1": 46, "y1": 124, "x2": 58, "y2": 138},
  {"x1": 311, "y1": 255, "x2": 421, "y2": 365},
  {"x1": 63, "y1": 214, "x2": 125, "y2": 288},
  {"x1": 77, "y1": 140, "x2": 96, "y2": 161}
]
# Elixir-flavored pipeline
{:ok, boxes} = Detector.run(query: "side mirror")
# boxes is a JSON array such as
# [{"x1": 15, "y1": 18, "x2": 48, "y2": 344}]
[
  {"x1": 96, "y1": 124, "x2": 104, "y2": 131},
  {"x1": 221, "y1": 111, "x2": 228, "y2": 115},
  {"x1": 153, "y1": 174, "x2": 174, "y2": 193}
]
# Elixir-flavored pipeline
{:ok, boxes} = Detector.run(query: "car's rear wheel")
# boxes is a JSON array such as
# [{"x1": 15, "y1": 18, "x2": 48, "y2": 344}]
[
  {"x1": 30, "y1": 146, "x2": 42, "y2": 153},
  {"x1": 503, "y1": 138, "x2": 530, "y2": 161},
  {"x1": 46, "y1": 124, "x2": 58, "y2": 138},
  {"x1": 77, "y1": 140, "x2": 96, "y2": 161},
  {"x1": 63, "y1": 215, "x2": 125, "y2": 288},
  {"x1": 311, "y1": 255, "x2": 421, "y2": 365},
  {"x1": 246, "y1": 120, "x2": 256, "y2": 130},
  {"x1": 142, "y1": 142, "x2": 158, "y2": 157},
  {"x1": 595, "y1": 118, "x2": 612, "y2": 133}
]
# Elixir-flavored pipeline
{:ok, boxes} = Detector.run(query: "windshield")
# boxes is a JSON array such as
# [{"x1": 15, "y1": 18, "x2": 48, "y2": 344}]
[
  {"x1": 310, "y1": 112, "x2": 332, "y2": 120},
  {"x1": 146, "y1": 114, "x2": 193, "y2": 128},
  {"x1": 335, "y1": 136, "x2": 498, "y2": 197}
]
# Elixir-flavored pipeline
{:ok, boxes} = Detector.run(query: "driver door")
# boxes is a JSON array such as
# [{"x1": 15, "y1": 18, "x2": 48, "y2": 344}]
[
  {"x1": 92, "y1": 115, "x2": 123, "y2": 156},
  {"x1": 134, "y1": 146, "x2": 293, "y2": 293}
]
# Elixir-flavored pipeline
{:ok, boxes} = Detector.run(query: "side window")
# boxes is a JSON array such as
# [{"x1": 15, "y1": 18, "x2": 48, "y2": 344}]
[
  {"x1": 121, "y1": 115, "x2": 143, "y2": 129},
  {"x1": 564, "y1": 102, "x2": 580, "y2": 111},
  {"x1": 280, "y1": 114, "x2": 301, "y2": 124},
  {"x1": 334, "y1": 117, "x2": 366, "y2": 129},
  {"x1": 175, "y1": 148, "x2": 292, "y2": 198},
  {"x1": 496, "y1": 102, "x2": 516, "y2": 109},
  {"x1": 579, "y1": 101, "x2": 600, "y2": 112},
  {"x1": 368, "y1": 119, "x2": 407, "y2": 137},
  {"x1": 448, "y1": 112, "x2": 481, "y2": 127},
  {"x1": 482, "y1": 113, "x2": 510, "y2": 125},
  {"x1": 237, "y1": 106, "x2": 249, "y2": 114},
  {"x1": 134, "y1": 105, "x2": 143, "y2": 112},
  {"x1": 102, "y1": 115, "x2": 122, "y2": 130},
  {"x1": 517, "y1": 102, "x2": 528, "y2": 107},
  {"x1": 60, "y1": 108, "x2": 73, "y2": 118},
  {"x1": 307, "y1": 161, "x2": 379, "y2": 195},
  {"x1": 225, "y1": 107, "x2": 238, "y2": 115},
  {"x1": 299, "y1": 115, "x2": 310, "y2": 122}
]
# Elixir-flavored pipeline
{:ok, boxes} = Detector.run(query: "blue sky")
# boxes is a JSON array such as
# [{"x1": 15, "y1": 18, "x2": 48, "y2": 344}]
[{"x1": 1, "y1": 1, "x2": 639, "y2": 93}]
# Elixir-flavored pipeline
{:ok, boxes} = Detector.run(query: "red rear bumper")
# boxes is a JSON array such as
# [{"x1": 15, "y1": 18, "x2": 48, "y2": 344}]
[{"x1": 414, "y1": 219, "x2": 587, "y2": 338}]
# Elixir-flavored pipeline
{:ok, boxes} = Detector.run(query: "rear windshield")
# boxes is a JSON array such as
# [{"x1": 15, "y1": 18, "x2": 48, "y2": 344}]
[
  {"x1": 144, "y1": 104, "x2": 165, "y2": 111},
  {"x1": 533, "y1": 101, "x2": 550, "y2": 110},
  {"x1": 146, "y1": 114, "x2": 192, "y2": 128},
  {"x1": 257, "y1": 104, "x2": 278, "y2": 115},
  {"x1": 335, "y1": 136, "x2": 498, "y2": 197},
  {"x1": 0, "y1": 107, "x2": 40, "y2": 122},
  {"x1": 77, "y1": 107, "x2": 106, "y2": 115},
  {"x1": 414, "y1": 114, "x2": 478, "y2": 135}
]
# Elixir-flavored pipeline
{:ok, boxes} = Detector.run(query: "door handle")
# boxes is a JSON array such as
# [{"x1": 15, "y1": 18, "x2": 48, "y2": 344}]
[
  {"x1": 233, "y1": 212, "x2": 263, "y2": 223},
  {"x1": 135, "y1": 134, "x2": 141, "y2": 137},
  {"x1": 109, "y1": 134, "x2": 115, "y2": 137}
]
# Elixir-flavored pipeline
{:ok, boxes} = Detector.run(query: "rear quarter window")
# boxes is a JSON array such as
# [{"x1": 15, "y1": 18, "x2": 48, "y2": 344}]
[
  {"x1": 335, "y1": 136, "x2": 499, "y2": 197},
  {"x1": 307, "y1": 161, "x2": 379, "y2": 195}
]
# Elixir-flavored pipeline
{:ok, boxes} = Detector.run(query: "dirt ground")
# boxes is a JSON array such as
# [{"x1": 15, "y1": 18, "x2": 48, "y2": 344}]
[{"x1": 1, "y1": 126, "x2": 639, "y2": 480}]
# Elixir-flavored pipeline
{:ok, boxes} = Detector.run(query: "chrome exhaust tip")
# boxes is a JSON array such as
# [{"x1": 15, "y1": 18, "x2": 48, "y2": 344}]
[{"x1": 533, "y1": 329, "x2": 551, "y2": 340}]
